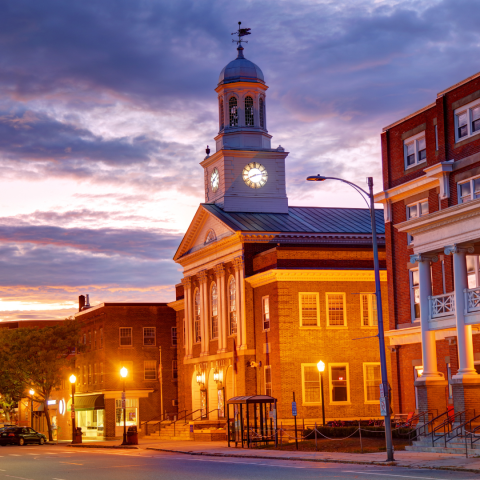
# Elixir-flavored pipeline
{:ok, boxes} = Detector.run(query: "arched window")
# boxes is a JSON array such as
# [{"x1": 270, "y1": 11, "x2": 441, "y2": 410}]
[
  {"x1": 229, "y1": 97, "x2": 238, "y2": 127},
  {"x1": 205, "y1": 229, "x2": 216, "y2": 245},
  {"x1": 211, "y1": 283, "x2": 218, "y2": 340},
  {"x1": 259, "y1": 97, "x2": 265, "y2": 129},
  {"x1": 229, "y1": 277, "x2": 237, "y2": 335},
  {"x1": 194, "y1": 289, "x2": 201, "y2": 344},
  {"x1": 245, "y1": 96, "x2": 254, "y2": 126},
  {"x1": 219, "y1": 98, "x2": 224, "y2": 130}
]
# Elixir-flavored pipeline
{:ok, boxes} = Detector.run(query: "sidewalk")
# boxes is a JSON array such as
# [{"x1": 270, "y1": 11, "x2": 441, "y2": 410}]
[{"x1": 67, "y1": 437, "x2": 480, "y2": 473}]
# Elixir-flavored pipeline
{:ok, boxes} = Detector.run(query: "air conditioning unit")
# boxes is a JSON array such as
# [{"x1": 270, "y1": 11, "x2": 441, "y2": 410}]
[{"x1": 172, "y1": 399, "x2": 179, "y2": 406}]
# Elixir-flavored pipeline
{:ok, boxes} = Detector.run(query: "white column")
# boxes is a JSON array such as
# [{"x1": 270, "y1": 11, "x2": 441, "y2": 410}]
[
  {"x1": 214, "y1": 264, "x2": 226, "y2": 353},
  {"x1": 234, "y1": 256, "x2": 247, "y2": 350},
  {"x1": 182, "y1": 276, "x2": 193, "y2": 358},
  {"x1": 445, "y1": 245, "x2": 478, "y2": 378},
  {"x1": 198, "y1": 270, "x2": 209, "y2": 356},
  {"x1": 411, "y1": 254, "x2": 442, "y2": 378}
]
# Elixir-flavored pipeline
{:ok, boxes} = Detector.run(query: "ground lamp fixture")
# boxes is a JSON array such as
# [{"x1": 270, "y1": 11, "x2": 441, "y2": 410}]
[
  {"x1": 307, "y1": 174, "x2": 394, "y2": 462},
  {"x1": 28, "y1": 389, "x2": 35, "y2": 429},
  {"x1": 120, "y1": 367, "x2": 128, "y2": 445},
  {"x1": 316, "y1": 361, "x2": 326, "y2": 427},
  {"x1": 69, "y1": 374, "x2": 77, "y2": 444}
]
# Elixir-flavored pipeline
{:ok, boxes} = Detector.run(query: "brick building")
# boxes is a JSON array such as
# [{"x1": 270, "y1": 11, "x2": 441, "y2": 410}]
[
  {"x1": 375, "y1": 71, "x2": 480, "y2": 419},
  {"x1": 169, "y1": 40, "x2": 389, "y2": 426}
]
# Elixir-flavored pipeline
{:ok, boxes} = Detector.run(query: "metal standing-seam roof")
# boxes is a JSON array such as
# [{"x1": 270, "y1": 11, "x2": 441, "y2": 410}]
[{"x1": 201, "y1": 204, "x2": 385, "y2": 235}]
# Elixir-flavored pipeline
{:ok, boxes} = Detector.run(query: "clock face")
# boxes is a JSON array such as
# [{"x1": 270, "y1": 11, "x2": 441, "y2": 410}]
[
  {"x1": 211, "y1": 168, "x2": 219, "y2": 192},
  {"x1": 243, "y1": 162, "x2": 268, "y2": 189}
]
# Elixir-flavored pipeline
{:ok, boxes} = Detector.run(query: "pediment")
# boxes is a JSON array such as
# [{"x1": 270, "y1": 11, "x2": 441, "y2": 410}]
[{"x1": 173, "y1": 205, "x2": 236, "y2": 261}]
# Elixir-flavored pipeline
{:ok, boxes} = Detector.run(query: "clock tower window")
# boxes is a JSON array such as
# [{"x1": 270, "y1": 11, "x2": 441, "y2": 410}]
[
  {"x1": 229, "y1": 97, "x2": 238, "y2": 126},
  {"x1": 219, "y1": 98, "x2": 224, "y2": 130},
  {"x1": 245, "y1": 96, "x2": 254, "y2": 126},
  {"x1": 259, "y1": 97, "x2": 265, "y2": 129}
]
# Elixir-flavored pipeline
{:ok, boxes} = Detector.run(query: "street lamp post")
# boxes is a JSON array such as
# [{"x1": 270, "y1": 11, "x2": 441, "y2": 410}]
[
  {"x1": 307, "y1": 174, "x2": 394, "y2": 462},
  {"x1": 120, "y1": 367, "x2": 128, "y2": 445},
  {"x1": 28, "y1": 389, "x2": 34, "y2": 429},
  {"x1": 69, "y1": 375, "x2": 76, "y2": 444},
  {"x1": 316, "y1": 361, "x2": 326, "y2": 426}
]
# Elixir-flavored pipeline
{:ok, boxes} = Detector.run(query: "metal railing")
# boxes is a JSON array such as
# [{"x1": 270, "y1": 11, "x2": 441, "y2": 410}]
[
  {"x1": 444, "y1": 411, "x2": 480, "y2": 448},
  {"x1": 465, "y1": 286, "x2": 480, "y2": 313},
  {"x1": 429, "y1": 292, "x2": 455, "y2": 319},
  {"x1": 432, "y1": 410, "x2": 466, "y2": 446},
  {"x1": 140, "y1": 411, "x2": 174, "y2": 435},
  {"x1": 406, "y1": 409, "x2": 450, "y2": 443}
]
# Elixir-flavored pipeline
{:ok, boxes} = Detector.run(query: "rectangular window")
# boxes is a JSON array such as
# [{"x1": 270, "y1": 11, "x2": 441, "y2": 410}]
[
  {"x1": 301, "y1": 364, "x2": 321, "y2": 404},
  {"x1": 435, "y1": 124, "x2": 438, "y2": 150},
  {"x1": 171, "y1": 327, "x2": 177, "y2": 346},
  {"x1": 94, "y1": 330, "x2": 97, "y2": 349},
  {"x1": 88, "y1": 331, "x2": 92, "y2": 349},
  {"x1": 364, "y1": 363, "x2": 382, "y2": 403},
  {"x1": 262, "y1": 296, "x2": 270, "y2": 331},
  {"x1": 265, "y1": 365, "x2": 272, "y2": 397},
  {"x1": 458, "y1": 176, "x2": 480, "y2": 204},
  {"x1": 83, "y1": 365, "x2": 87, "y2": 385},
  {"x1": 88, "y1": 365, "x2": 92, "y2": 385},
  {"x1": 406, "y1": 200, "x2": 428, "y2": 245},
  {"x1": 458, "y1": 111, "x2": 468, "y2": 138},
  {"x1": 144, "y1": 360, "x2": 157, "y2": 380},
  {"x1": 330, "y1": 364, "x2": 349, "y2": 403},
  {"x1": 93, "y1": 363, "x2": 97, "y2": 384},
  {"x1": 361, "y1": 293, "x2": 378, "y2": 326},
  {"x1": 467, "y1": 255, "x2": 480, "y2": 289},
  {"x1": 404, "y1": 132, "x2": 427, "y2": 168},
  {"x1": 454, "y1": 100, "x2": 480, "y2": 142},
  {"x1": 326, "y1": 293, "x2": 346, "y2": 327},
  {"x1": 83, "y1": 333, "x2": 86, "y2": 345},
  {"x1": 115, "y1": 398, "x2": 138, "y2": 426},
  {"x1": 100, "y1": 363, "x2": 104, "y2": 383},
  {"x1": 410, "y1": 269, "x2": 420, "y2": 321},
  {"x1": 299, "y1": 293, "x2": 320, "y2": 327},
  {"x1": 119, "y1": 327, "x2": 132, "y2": 346},
  {"x1": 172, "y1": 360, "x2": 178, "y2": 380},
  {"x1": 143, "y1": 327, "x2": 156, "y2": 346},
  {"x1": 100, "y1": 327, "x2": 103, "y2": 348}
]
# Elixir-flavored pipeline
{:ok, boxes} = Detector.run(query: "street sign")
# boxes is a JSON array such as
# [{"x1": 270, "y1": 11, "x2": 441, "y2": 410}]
[
  {"x1": 379, "y1": 384, "x2": 384, "y2": 398},
  {"x1": 71, "y1": 412, "x2": 75, "y2": 419},
  {"x1": 291, "y1": 401, "x2": 297, "y2": 417},
  {"x1": 71, "y1": 405, "x2": 75, "y2": 412},
  {"x1": 121, "y1": 399, "x2": 126, "y2": 409},
  {"x1": 379, "y1": 396, "x2": 387, "y2": 416},
  {"x1": 121, "y1": 392, "x2": 126, "y2": 400}
]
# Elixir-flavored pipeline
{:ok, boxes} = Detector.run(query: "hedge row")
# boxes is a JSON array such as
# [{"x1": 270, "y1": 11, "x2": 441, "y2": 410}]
[{"x1": 301, "y1": 426, "x2": 413, "y2": 439}]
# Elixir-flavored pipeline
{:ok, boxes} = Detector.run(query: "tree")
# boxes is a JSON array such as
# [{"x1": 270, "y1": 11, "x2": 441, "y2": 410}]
[{"x1": 0, "y1": 321, "x2": 80, "y2": 440}]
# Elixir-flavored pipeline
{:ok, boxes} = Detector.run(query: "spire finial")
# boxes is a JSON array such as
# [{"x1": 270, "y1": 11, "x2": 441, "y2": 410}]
[{"x1": 231, "y1": 21, "x2": 251, "y2": 48}]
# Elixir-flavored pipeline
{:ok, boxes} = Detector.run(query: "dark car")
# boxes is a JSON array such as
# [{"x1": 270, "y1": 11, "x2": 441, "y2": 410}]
[{"x1": 0, "y1": 427, "x2": 46, "y2": 446}]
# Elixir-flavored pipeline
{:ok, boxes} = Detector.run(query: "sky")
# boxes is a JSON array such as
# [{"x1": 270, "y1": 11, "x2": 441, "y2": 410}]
[{"x1": 0, "y1": 0, "x2": 479, "y2": 321}]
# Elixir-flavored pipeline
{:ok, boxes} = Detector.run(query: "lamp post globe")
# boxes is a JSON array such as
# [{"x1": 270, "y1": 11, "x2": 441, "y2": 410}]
[
  {"x1": 317, "y1": 361, "x2": 325, "y2": 373},
  {"x1": 120, "y1": 367, "x2": 128, "y2": 445},
  {"x1": 316, "y1": 361, "x2": 326, "y2": 426},
  {"x1": 69, "y1": 374, "x2": 76, "y2": 384},
  {"x1": 120, "y1": 367, "x2": 128, "y2": 378},
  {"x1": 69, "y1": 374, "x2": 78, "y2": 444},
  {"x1": 29, "y1": 389, "x2": 35, "y2": 396},
  {"x1": 29, "y1": 389, "x2": 34, "y2": 429}
]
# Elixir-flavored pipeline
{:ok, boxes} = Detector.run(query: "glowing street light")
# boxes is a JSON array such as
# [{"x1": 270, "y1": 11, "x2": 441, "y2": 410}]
[
  {"x1": 316, "y1": 361, "x2": 326, "y2": 426},
  {"x1": 29, "y1": 389, "x2": 35, "y2": 428},
  {"x1": 69, "y1": 374, "x2": 78, "y2": 444},
  {"x1": 120, "y1": 367, "x2": 128, "y2": 445}
]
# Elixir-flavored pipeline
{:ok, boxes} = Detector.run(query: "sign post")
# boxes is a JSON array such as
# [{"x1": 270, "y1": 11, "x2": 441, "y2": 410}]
[{"x1": 292, "y1": 392, "x2": 298, "y2": 451}]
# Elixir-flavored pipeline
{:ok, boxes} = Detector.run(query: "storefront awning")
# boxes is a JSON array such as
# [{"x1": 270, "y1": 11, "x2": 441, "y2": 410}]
[{"x1": 71, "y1": 394, "x2": 105, "y2": 411}]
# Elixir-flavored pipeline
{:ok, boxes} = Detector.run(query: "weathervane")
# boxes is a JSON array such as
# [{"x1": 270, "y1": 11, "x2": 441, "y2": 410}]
[{"x1": 231, "y1": 21, "x2": 251, "y2": 46}]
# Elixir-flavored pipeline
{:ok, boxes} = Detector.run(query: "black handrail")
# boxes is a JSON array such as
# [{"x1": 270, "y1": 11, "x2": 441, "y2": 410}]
[
  {"x1": 404, "y1": 410, "x2": 443, "y2": 443},
  {"x1": 190, "y1": 408, "x2": 220, "y2": 422},
  {"x1": 432, "y1": 410, "x2": 466, "y2": 446},
  {"x1": 444, "y1": 411, "x2": 480, "y2": 448},
  {"x1": 469, "y1": 423, "x2": 480, "y2": 447},
  {"x1": 140, "y1": 411, "x2": 173, "y2": 430}
]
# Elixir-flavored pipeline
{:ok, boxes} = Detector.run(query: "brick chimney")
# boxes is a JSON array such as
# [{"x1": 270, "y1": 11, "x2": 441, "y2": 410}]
[{"x1": 79, "y1": 295, "x2": 85, "y2": 312}]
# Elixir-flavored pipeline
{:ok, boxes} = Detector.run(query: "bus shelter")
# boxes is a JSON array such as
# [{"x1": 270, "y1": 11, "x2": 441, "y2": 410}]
[{"x1": 226, "y1": 395, "x2": 277, "y2": 448}]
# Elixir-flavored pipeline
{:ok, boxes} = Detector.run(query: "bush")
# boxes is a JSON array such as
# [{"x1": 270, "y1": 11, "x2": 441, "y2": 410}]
[{"x1": 302, "y1": 426, "x2": 413, "y2": 440}]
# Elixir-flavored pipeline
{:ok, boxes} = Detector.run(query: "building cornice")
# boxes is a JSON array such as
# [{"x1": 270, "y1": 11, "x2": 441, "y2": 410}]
[
  {"x1": 245, "y1": 269, "x2": 387, "y2": 288},
  {"x1": 200, "y1": 148, "x2": 289, "y2": 168},
  {"x1": 215, "y1": 81, "x2": 268, "y2": 94},
  {"x1": 374, "y1": 174, "x2": 438, "y2": 206},
  {"x1": 382, "y1": 102, "x2": 436, "y2": 132},
  {"x1": 167, "y1": 299, "x2": 185, "y2": 312}
]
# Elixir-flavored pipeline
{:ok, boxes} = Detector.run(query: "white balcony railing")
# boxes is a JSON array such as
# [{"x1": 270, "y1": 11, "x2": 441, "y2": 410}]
[
  {"x1": 429, "y1": 292, "x2": 455, "y2": 319},
  {"x1": 465, "y1": 287, "x2": 480, "y2": 314}
]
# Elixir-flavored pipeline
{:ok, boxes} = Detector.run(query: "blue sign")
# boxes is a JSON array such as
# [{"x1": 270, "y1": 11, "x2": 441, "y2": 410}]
[{"x1": 292, "y1": 401, "x2": 297, "y2": 417}]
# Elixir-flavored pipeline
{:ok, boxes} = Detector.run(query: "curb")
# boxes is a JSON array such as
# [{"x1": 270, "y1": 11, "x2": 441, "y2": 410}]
[
  {"x1": 67, "y1": 444, "x2": 138, "y2": 449},
  {"x1": 145, "y1": 447, "x2": 480, "y2": 474}
]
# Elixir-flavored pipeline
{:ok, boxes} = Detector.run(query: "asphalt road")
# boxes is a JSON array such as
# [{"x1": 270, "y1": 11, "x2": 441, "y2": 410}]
[{"x1": 0, "y1": 444, "x2": 477, "y2": 480}]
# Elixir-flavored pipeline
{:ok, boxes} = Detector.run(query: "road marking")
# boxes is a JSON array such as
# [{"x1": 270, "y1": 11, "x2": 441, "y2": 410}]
[
  {"x1": 183, "y1": 458, "x2": 314, "y2": 469},
  {"x1": 8, "y1": 455, "x2": 21, "y2": 456},
  {"x1": 53, "y1": 478, "x2": 67, "y2": 480},
  {"x1": 59, "y1": 462, "x2": 83, "y2": 465},
  {"x1": 343, "y1": 471, "x2": 442, "y2": 480},
  {"x1": 4, "y1": 476, "x2": 34, "y2": 480}
]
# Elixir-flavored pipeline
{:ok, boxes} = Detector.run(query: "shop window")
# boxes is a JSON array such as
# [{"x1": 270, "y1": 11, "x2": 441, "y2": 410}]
[
  {"x1": 119, "y1": 327, "x2": 132, "y2": 346},
  {"x1": 364, "y1": 363, "x2": 381, "y2": 403},
  {"x1": 143, "y1": 327, "x2": 156, "y2": 346},
  {"x1": 115, "y1": 398, "x2": 138, "y2": 427},
  {"x1": 144, "y1": 360, "x2": 157, "y2": 380},
  {"x1": 262, "y1": 296, "x2": 270, "y2": 331},
  {"x1": 361, "y1": 293, "x2": 378, "y2": 326},
  {"x1": 301, "y1": 364, "x2": 321, "y2": 404},
  {"x1": 299, "y1": 293, "x2": 320, "y2": 327},
  {"x1": 330, "y1": 364, "x2": 349, "y2": 403},
  {"x1": 326, "y1": 293, "x2": 346, "y2": 327},
  {"x1": 265, "y1": 365, "x2": 272, "y2": 397}
]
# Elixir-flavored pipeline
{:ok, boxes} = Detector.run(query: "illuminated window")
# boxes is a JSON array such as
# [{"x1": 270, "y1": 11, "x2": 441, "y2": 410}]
[
  {"x1": 299, "y1": 293, "x2": 320, "y2": 327},
  {"x1": 115, "y1": 398, "x2": 138, "y2": 426},
  {"x1": 171, "y1": 327, "x2": 177, "y2": 346},
  {"x1": 93, "y1": 363, "x2": 97, "y2": 384},
  {"x1": 219, "y1": 98, "x2": 224, "y2": 130},
  {"x1": 265, "y1": 365, "x2": 272, "y2": 396},
  {"x1": 361, "y1": 293, "x2": 378, "y2": 326},
  {"x1": 100, "y1": 363, "x2": 104, "y2": 383},
  {"x1": 144, "y1": 360, "x2": 157, "y2": 380},
  {"x1": 119, "y1": 327, "x2": 132, "y2": 346},
  {"x1": 245, "y1": 96, "x2": 254, "y2": 126},
  {"x1": 172, "y1": 360, "x2": 178, "y2": 380},
  {"x1": 211, "y1": 283, "x2": 218, "y2": 339},
  {"x1": 83, "y1": 365, "x2": 87, "y2": 385},
  {"x1": 194, "y1": 289, "x2": 201, "y2": 343},
  {"x1": 259, "y1": 97, "x2": 265, "y2": 128},
  {"x1": 410, "y1": 269, "x2": 420, "y2": 321},
  {"x1": 404, "y1": 132, "x2": 426, "y2": 168},
  {"x1": 301, "y1": 364, "x2": 321, "y2": 404},
  {"x1": 330, "y1": 364, "x2": 349, "y2": 403},
  {"x1": 364, "y1": 363, "x2": 381, "y2": 403},
  {"x1": 229, "y1": 277, "x2": 237, "y2": 335},
  {"x1": 262, "y1": 296, "x2": 270, "y2": 331},
  {"x1": 88, "y1": 365, "x2": 92, "y2": 385},
  {"x1": 143, "y1": 327, "x2": 156, "y2": 346},
  {"x1": 326, "y1": 293, "x2": 346, "y2": 327},
  {"x1": 229, "y1": 97, "x2": 238, "y2": 126}
]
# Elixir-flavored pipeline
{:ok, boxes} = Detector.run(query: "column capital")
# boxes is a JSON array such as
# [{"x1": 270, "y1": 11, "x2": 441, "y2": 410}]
[
  {"x1": 233, "y1": 256, "x2": 244, "y2": 270},
  {"x1": 197, "y1": 270, "x2": 208, "y2": 284},
  {"x1": 213, "y1": 263, "x2": 225, "y2": 277},
  {"x1": 444, "y1": 244, "x2": 475, "y2": 256},
  {"x1": 182, "y1": 276, "x2": 192, "y2": 288},
  {"x1": 410, "y1": 253, "x2": 438, "y2": 264}
]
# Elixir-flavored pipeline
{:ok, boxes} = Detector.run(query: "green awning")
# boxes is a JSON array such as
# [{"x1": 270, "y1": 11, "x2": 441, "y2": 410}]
[{"x1": 70, "y1": 394, "x2": 105, "y2": 411}]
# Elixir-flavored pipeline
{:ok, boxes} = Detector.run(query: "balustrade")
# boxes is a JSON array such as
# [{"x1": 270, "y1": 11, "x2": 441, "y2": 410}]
[
  {"x1": 465, "y1": 287, "x2": 480, "y2": 313},
  {"x1": 429, "y1": 292, "x2": 455, "y2": 319}
]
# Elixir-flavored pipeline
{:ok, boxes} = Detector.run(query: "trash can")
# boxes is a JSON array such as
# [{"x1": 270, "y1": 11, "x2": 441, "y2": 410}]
[
  {"x1": 74, "y1": 427, "x2": 83, "y2": 444},
  {"x1": 126, "y1": 426, "x2": 138, "y2": 445}
]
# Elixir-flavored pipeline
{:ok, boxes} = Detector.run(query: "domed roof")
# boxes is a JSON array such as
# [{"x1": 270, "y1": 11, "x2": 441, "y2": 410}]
[{"x1": 218, "y1": 46, "x2": 264, "y2": 85}]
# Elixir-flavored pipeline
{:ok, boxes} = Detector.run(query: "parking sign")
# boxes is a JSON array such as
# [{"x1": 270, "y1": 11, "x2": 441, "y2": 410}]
[{"x1": 292, "y1": 401, "x2": 297, "y2": 417}]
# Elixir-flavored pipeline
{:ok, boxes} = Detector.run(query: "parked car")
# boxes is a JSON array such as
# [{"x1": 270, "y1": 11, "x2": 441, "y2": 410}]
[{"x1": 0, "y1": 427, "x2": 46, "y2": 446}]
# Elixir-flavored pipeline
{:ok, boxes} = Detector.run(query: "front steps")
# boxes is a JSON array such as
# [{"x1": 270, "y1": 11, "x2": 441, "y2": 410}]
[
  {"x1": 145, "y1": 421, "x2": 192, "y2": 441},
  {"x1": 406, "y1": 435, "x2": 480, "y2": 454}
]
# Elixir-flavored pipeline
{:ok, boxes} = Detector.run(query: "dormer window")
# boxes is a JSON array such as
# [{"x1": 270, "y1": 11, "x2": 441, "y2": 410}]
[
  {"x1": 229, "y1": 97, "x2": 238, "y2": 126},
  {"x1": 205, "y1": 229, "x2": 216, "y2": 245},
  {"x1": 245, "y1": 96, "x2": 254, "y2": 126},
  {"x1": 404, "y1": 132, "x2": 426, "y2": 169}
]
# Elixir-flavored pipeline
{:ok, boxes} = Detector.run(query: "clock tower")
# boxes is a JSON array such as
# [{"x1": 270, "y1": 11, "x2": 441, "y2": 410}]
[{"x1": 201, "y1": 28, "x2": 289, "y2": 214}]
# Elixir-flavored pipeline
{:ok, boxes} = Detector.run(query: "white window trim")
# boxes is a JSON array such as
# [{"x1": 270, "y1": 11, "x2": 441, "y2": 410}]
[
  {"x1": 298, "y1": 292, "x2": 320, "y2": 328},
  {"x1": 301, "y1": 363, "x2": 322, "y2": 406},
  {"x1": 404, "y1": 131, "x2": 427, "y2": 170},
  {"x1": 454, "y1": 98, "x2": 480, "y2": 143},
  {"x1": 326, "y1": 292, "x2": 347, "y2": 328},
  {"x1": 457, "y1": 173, "x2": 480, "y2": 204},
  {"x1": 262, "y1": 295, "x2": 270, "y2": 332},
  {"x1": 119, "y1": 327, "x2": 132, "y2": 346},
  {"x1": 360, "y1": 293, "x2": 377, "y2": 328},
  {"x1": 363, "y1": 362, "x2": 381, "y2": 404},
  {"x1": 406, "y1": 199, "x2": 429, "y2": 245},
  {"x1": 409, "y1": 268, "x2": 420, "y2": 323},
  {"x1": 329, "y1": 363, "x2": 351, "y2": 405},
  {"x1": 264, "y1": 365, "x2": 272, "y2": 396},
  {"x1": 143, "y1": 326, "x2": 156, "y2": 346}
]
